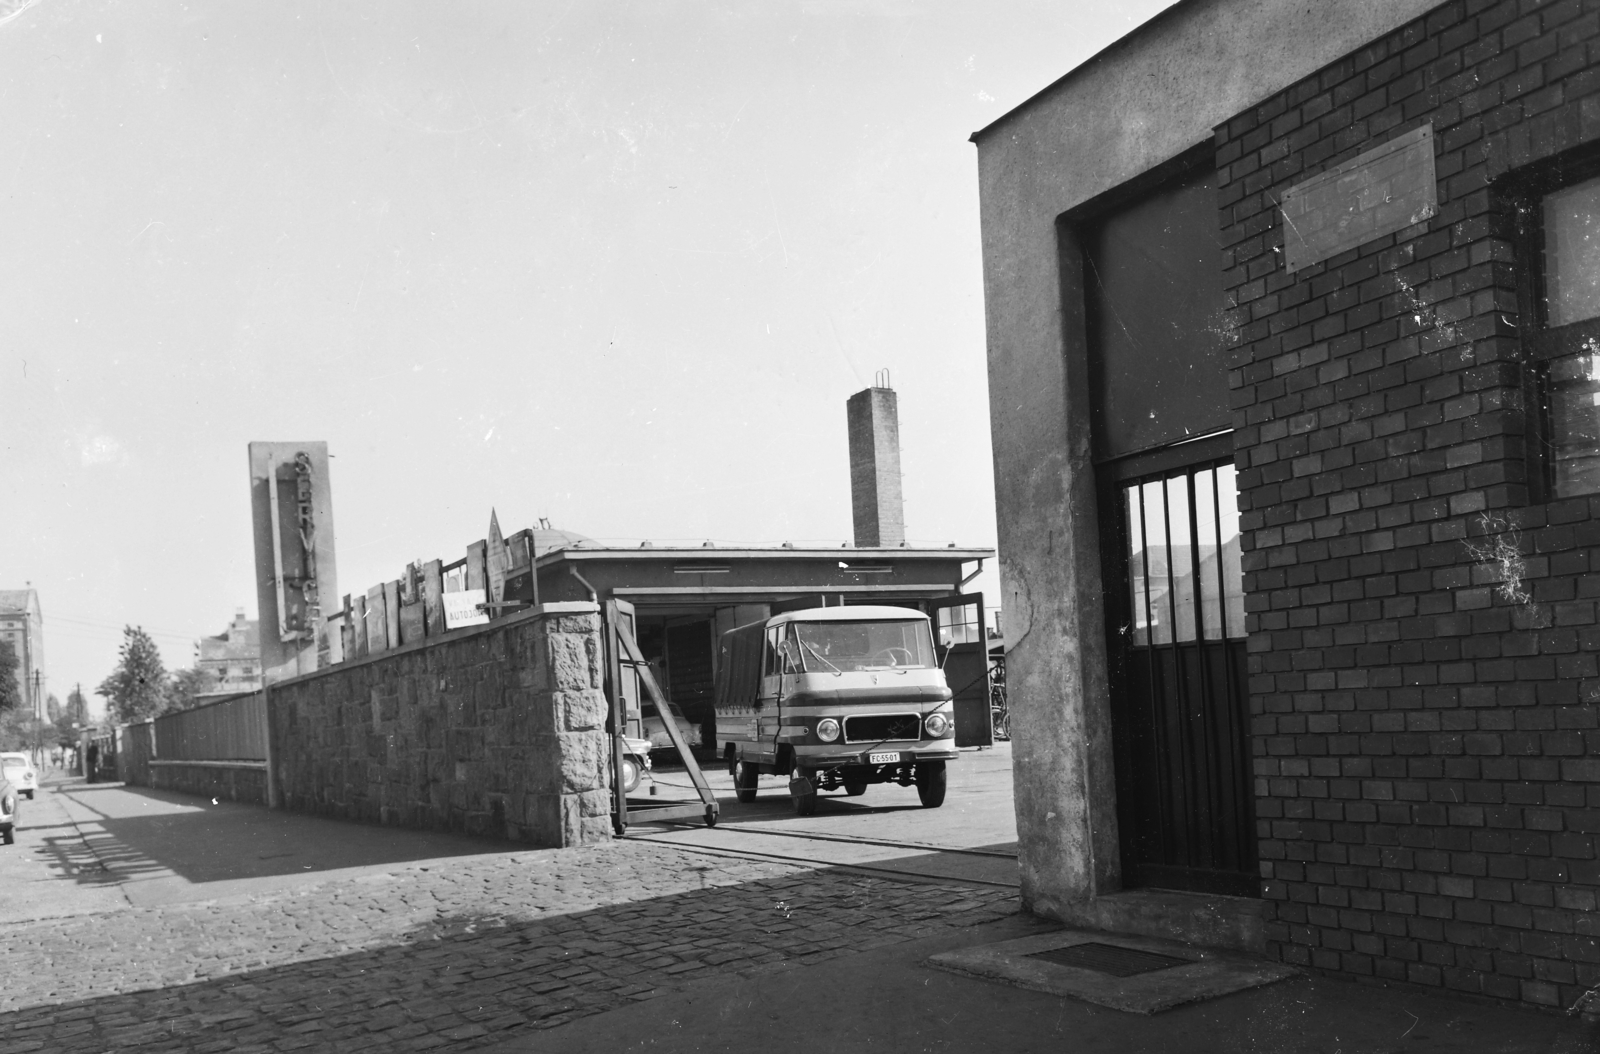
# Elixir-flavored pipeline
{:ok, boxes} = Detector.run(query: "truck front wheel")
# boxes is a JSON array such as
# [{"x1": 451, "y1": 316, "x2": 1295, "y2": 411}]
[
  {"x1": 734, "y1": 760, "x2": 759, "y2": 803},
  {"x1": 792, "y1": 771, "x2": 818, "y2": 816},
  {"x1": 915, "y1": 761, "x2": 947, "y2": 808}
]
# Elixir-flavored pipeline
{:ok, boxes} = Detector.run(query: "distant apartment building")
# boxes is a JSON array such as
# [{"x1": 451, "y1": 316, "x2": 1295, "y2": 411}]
[
  {"x1": 0, "y1": 589, "x2": 44, "y2": 714},
  {"x1": 195, "y1": 609, "x2": 261, "y2": 700}
]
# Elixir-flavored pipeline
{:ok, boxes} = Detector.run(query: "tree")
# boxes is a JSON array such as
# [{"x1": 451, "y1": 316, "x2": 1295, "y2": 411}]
[
  {"x1": 45, "y1": 693, "x2": 60, "y2": 723},
  {"x1": 167, "y1": 666, "x2": 221, "y2": 711},
  {"x1": 0, "y1": 707, "x2": 44, "y2": 752},
  {"x1": 0, "y1": 639, "x2": 19, "y2": 713},
  {"x1": 96, "y1": 626, "x2": 170, "y2": 724}
]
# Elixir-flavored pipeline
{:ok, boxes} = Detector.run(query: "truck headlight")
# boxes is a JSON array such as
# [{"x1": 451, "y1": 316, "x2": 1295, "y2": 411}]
[
  {"x1": 924, "y1": 713, "x2": 950, "y2": 738},
  {"x1": 816, "y1": 718, "x2": 841, "y2": 743},
  {"x1": 1, "y1": 795, "x2": 12, "y2": 814}
]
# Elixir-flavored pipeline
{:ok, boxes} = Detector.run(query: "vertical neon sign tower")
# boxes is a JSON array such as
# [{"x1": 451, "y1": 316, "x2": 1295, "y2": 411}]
[{"x1": 248, "y1": 442, "x2": 338, "y2": 683}]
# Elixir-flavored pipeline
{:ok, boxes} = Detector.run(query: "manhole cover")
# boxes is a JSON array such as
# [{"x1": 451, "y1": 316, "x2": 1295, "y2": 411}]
[{"x1": 1025, "y1": 942, "x2": 1189, "y2": 977}]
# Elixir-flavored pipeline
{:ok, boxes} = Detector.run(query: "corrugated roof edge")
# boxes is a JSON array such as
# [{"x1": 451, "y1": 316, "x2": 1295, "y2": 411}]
[
  {"x1": 968, "y1": 0, "x2": 1193, "y2": 145},
  {"x1": 538, "y1": 546, "x2": 993, "y2": 562}
]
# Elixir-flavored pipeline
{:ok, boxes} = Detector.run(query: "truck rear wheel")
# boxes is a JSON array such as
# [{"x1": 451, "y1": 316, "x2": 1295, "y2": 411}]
[
  {"x1": 915, "y1": 761, "x2": 946, "y2": 808},
  {"x1": 734, "y1": 760, "x2": 759, "y2": 803},
  {"x1": 843, "y1": 778, "x2": 868, "y2": 796}
]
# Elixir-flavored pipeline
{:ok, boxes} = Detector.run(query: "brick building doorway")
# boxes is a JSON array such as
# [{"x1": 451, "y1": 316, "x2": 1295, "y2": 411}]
[{"x1": 1101, "y1": 445, "x2": 1256, "y2": 897}]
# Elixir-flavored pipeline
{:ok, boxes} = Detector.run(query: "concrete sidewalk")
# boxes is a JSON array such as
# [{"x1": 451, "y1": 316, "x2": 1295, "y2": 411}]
[
  {"x1": 31, "y1": 773, "x2": 515, "y2": 909},
  {"x1": 484, "y1": 912, "x2": 1598, "y2": 1054}
]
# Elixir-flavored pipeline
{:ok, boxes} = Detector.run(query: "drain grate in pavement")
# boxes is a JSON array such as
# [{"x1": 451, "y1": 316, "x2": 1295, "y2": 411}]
[
  {"x1": 929, "y1": 930, "x2": 1298, "y2": 1014},
  {"x1": 1026, "y1": 942, "x2": 1188, "y2": 977}
]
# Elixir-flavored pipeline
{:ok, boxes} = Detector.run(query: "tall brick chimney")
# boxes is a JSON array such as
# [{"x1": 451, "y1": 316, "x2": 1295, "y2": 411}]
[{"x1": 847, "y1": 375, "x2": 905, "y2": 548}]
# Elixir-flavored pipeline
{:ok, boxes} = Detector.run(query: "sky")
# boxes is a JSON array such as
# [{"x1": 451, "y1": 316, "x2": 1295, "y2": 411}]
[{"x1": 0, "y1": 0, "x2": 1173, "y2": 718}]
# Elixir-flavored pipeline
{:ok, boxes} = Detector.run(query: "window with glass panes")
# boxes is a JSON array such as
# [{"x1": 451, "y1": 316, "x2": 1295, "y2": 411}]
[
  {"x1": 936, "y1": 603, "x2": 981, "y2": 646},
  {"x1": 1516, "y1": 161, "x2": 1600, "y2": 498}
]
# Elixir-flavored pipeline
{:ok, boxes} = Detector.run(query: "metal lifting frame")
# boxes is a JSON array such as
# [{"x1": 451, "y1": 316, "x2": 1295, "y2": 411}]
[{"x1": 609, "y1": 615, "x2": 718, "y2": 834}]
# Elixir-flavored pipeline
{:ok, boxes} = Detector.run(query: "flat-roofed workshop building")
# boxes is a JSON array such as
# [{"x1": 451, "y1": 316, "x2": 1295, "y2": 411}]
[{"x1": 527, "y1": 536, "x2": 996, "y2": 755}]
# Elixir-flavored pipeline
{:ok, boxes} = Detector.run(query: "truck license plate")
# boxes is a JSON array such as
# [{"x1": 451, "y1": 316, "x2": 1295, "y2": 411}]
[{"x1": 869, "y1": 751, "x2": 901, "y2": 765}]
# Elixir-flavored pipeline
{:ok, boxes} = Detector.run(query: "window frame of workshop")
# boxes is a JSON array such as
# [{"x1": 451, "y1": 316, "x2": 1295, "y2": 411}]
[{"x1": 1510, "y1": 148, "x2": 1600, "y2": 502}]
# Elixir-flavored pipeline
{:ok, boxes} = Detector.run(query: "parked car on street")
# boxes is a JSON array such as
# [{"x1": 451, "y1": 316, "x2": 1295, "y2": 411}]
[
  {"x1": 0, "y1": 773, "x2": 17, "y2": 845},
  {"x1": 0, "y1": 753, "x2": 37, "y2": 799}
]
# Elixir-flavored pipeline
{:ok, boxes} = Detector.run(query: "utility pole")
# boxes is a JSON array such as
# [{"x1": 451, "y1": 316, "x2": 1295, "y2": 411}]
[
  {"x1": 74, "y1": 682, "x2": 84, "y2": 777},
  {"x1": 32, "y1": 669, "x2": 42, "y2": 767}
]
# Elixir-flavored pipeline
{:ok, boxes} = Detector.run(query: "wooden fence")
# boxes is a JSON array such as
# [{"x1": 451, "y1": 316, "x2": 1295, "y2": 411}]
[{"x1": 152, "y1": 692, "x2": 266, "y2": 761}]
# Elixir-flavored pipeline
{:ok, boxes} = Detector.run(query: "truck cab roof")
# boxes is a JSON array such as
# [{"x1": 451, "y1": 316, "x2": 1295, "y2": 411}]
[{"x1": 761, "y1": 605, "x2": 931, "y2": 627}]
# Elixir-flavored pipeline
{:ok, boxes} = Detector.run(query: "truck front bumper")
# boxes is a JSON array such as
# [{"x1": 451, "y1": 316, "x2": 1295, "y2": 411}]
[{"x1": 801, "y1": 746, "x2": 958, "y2": 767}]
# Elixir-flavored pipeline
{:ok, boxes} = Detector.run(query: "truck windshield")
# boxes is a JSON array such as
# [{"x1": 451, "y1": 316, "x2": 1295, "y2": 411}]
[{"x1": 790, "y1": 620, "x2": 935, "y2": 672}]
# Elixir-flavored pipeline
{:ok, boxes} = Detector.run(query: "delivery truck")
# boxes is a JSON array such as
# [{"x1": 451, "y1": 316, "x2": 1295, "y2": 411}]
[{"x1": 713, "y1": 605, "x2": 957, "y2": 816}]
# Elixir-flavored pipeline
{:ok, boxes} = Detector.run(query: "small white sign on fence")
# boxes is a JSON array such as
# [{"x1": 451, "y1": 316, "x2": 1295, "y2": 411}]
[{"x1": 443, "y1": 590, "x2": 489, "y2": 630}]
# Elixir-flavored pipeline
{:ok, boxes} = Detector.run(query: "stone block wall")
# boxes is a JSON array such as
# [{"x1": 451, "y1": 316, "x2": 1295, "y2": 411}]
[
  {"x1": 148, "y1": 762, "x2": 267, "y2": 805},
  {"x1": 1220, "y1": 0, "x2": 1600, "y2": 1009},
  {"x1": 268, "y1": 602, "x2": 611, "y2": 847}
]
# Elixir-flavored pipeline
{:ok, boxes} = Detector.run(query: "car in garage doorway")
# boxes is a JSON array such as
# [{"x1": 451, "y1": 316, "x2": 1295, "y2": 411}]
[
  {"x1": 0, "y1": 753, "x2": 36, "y2": 800},
  {"x1": 641, "y1": 698, "x2": 702, "y2": 753}
]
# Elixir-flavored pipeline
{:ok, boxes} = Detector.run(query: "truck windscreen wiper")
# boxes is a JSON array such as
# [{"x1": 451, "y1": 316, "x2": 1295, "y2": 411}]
[{"x1": 800, "y1": 640, "x2": 842, "y2": 675}]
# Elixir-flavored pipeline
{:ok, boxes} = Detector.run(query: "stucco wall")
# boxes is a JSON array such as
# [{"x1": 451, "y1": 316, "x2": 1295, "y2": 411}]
[{"x1": 975, "y1": 0, "x2": 1443, "y2": 922}]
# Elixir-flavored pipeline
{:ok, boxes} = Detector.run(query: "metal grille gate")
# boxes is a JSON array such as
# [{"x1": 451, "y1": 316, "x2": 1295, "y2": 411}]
[{"x1": 1103, "y1": 453, "x2": 1256, "y2": 897}]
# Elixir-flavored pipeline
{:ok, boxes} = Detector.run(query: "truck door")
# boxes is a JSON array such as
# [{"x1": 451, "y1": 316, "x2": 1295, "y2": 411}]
[
  {"x1": 752, "y1": 622, "x2": 784, "y2": 762},
  {"x1": 930, "y1": 594, "x2": 993, "y2": 748}
]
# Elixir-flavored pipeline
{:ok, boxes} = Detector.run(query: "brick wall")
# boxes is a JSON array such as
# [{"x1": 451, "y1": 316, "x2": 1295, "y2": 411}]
[
  {"x1": 268, "y1": 603, "x2": 611, "y2": 848},
  {"x1": 1219, "y1": 0, "x2": 1600, "y2": 1010}
]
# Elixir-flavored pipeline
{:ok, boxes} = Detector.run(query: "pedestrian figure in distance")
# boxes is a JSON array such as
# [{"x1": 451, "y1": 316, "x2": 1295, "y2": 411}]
[{"x1": 86, "y1": 742, "x2": 99, "y2": 784}]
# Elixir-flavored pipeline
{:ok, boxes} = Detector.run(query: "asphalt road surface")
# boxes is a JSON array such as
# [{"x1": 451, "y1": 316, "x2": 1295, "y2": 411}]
[{"x1": 631, "y1": 743, "x2": 1020, "y2": 886}]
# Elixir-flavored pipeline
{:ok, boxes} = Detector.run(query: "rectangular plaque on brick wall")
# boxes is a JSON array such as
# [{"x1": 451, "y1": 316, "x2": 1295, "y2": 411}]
[{"x1": 1281, "y1": 124, "x2": 1436, "y2": 273}]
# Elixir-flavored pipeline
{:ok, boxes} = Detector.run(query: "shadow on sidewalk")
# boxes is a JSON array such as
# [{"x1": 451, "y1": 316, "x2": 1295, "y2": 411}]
[{"x1": 40, "y1": 782, "x2": 521, "y2": 888}]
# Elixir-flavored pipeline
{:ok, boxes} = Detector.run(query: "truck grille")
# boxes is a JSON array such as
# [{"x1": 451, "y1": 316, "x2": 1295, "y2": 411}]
[{"x1": 843, "y1": 714, "x2": 921, "y2": 744}]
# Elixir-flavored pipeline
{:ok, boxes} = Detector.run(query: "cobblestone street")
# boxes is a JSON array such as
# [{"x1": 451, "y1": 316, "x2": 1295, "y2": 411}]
[{"x1": 0, "y1": 832, "x2": 1017, "y2": 1053}]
